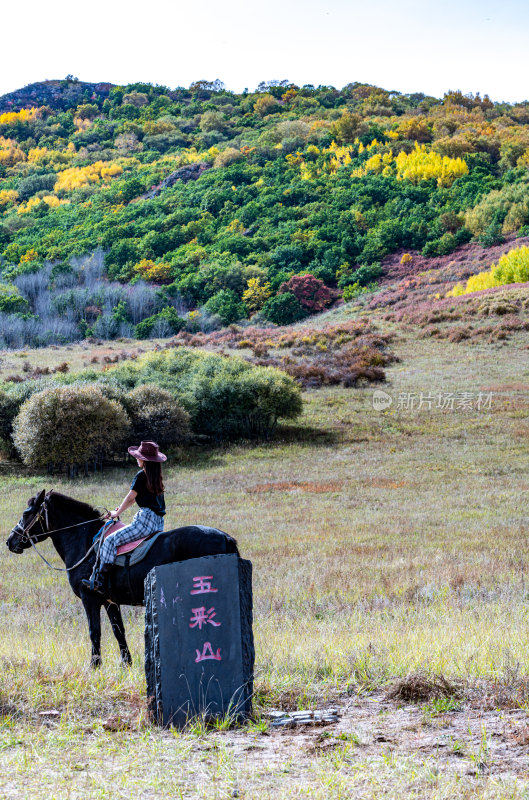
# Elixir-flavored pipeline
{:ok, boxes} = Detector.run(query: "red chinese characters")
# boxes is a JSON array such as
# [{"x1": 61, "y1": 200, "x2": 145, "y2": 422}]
[
  {"x1": 189, "y1": 607, "x2": 220, "y2": 630},
  {"x1": 195, "y1": 642, "x2": 222, "y2": 663},
  {"x1": 190, "y1": 575, "x2": 218, "y2": 595},
  {"x1": 189, "y1": 575, "x2": 222, "y2": 662}
]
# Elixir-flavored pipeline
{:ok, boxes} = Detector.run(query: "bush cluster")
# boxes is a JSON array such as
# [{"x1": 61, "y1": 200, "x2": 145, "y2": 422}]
[
  {"x1": 448, "y1": 244, "x2": 529, "y2": 297},
  {"x1": 117, "y1": 318, "x2": 397, "y2": 390},
  {"x1": 108, "y1": 348, "x2": 303, "y2": 439},
  {"x1": 5, "y1": 348, "x2": 303, "y2": 469},
  {"x1": 12, "y1": 385, "x2": 129, "y2": 471}
]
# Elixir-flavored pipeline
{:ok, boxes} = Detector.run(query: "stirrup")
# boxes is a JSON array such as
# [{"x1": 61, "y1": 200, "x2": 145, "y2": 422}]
[{"x1": 81, "y1": 577, "x2": 107, "y2": 596}]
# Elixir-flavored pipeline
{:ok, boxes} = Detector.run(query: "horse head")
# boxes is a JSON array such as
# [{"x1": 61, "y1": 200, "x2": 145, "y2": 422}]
[{"x1": 6, "y1": 489, "x2": 50, "y2": 553}]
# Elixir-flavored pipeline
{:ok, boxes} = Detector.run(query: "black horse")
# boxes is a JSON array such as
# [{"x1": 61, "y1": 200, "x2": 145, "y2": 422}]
[{"x1": 6, "y1": 490, "x2": 239, "y2": 667}]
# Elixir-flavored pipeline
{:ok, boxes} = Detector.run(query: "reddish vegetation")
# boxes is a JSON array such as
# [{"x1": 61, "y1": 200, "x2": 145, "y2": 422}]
[
  {"x1": 363, "y1": 478, "x2": 408, "y2": 489},
  {"x1": 8, "y1": 361, "x2": 70, "y2": 382},
  {"x1": 379, "y1": 235, "x2": 529, "y2": 285},
  {"x1": 166, "y1": 320, "x2": 398, "y2": 388},
  {"x1": 362, "y1": 238, "x2": 529, "y2": 345},
  {"x1": 279, "y1": 274, "x2": 337, "y2": 313}
]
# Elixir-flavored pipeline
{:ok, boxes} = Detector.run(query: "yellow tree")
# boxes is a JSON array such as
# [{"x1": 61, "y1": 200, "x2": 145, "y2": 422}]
[
  {"x1": 242, "y1": 277, "x2": 272, "y2": 313},
  {"x1": 133, "y1": 259, "x2": 172, "y2": 283}
]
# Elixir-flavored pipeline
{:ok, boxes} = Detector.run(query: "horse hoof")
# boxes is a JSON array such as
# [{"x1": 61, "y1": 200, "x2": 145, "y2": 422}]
[
  {"x1": 121, "y1": 652, "x2": 132, "y2": 667},
  {"x1": 90, "y1": 656, "x2": 102, "y2": 669}
]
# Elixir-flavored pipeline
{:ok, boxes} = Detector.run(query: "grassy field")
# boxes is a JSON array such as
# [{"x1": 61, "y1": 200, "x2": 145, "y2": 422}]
[{"x1": 1, "y1": 311, "x2": 529, "y2": 797}]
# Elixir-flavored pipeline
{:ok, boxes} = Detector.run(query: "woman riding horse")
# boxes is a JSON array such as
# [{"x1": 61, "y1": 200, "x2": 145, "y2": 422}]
[
  {"x1": 82, "y1": 440, "x2": 166, "y2": 596},
  {"x1": 6, "y1": 490, "x2": 239, "y2": 667}
]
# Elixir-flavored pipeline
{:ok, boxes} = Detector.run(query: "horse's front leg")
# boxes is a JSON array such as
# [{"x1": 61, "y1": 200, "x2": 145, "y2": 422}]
[
  {"x1": 81, "y1": 594, "x2": 103, "y2": 668},
  {"x1": 105, "y1": 603, "x2": 132, "y2": 666}
]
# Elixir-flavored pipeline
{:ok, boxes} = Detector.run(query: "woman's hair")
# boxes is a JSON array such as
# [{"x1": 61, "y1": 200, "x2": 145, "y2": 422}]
[{"x1": 143, "y1": 459, "x2": 165, "y2": 495}]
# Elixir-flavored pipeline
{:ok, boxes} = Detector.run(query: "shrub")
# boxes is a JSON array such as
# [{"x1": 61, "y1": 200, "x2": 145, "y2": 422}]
[
  {"x1": 214, "y1": 148, "x2": 243, "y2": 168},
  {"x1": 204, "y1": 289, "x2": 247, "y2": 325},
  {"x1": 108, "y1": 348, "x2": 303, "y2": 439},
  {"x1": 278, "y1": 274, "x2": 335, "y2": 313},
  {"x1": 436, "y1": 232, "x2": 458, "y2": 255},
  {"x1": 12, "y1": 385, "x2": 130, "y2": 470},
  {"x1": 395, "y1": 143, "x2": 468, "y2": 187},
  {"x1": 183, "y1": 358, "x2": 302, "y2": 438},
  {"x1": 479, "y1": 223, "x2": 504, "y2": 247},
  {"x1": 17, "y1": 173, "x2": 57, "y2": 201},
  {"x1": 342, "y1": 282, "x2": 375, "y2": 301},
  {"x1": 183, "y1": 309, "x2": 222, "y2": 333},
  {"x1": 0, "y1": 387, "x2": 26, "y2": 448},
  {"x1": 261, "y1": 293, "x2": 306, "y2": 325},
  {"x1": 338, "y1": 263, "x2": 382, "y2": 288},
  {"x1": 133, "y1": 259, "x2": 172, "y2": 283},
  {"x1": 123, "y1": 384, "x2": 190, "y2": 446},
  {"x1": 242, "y1": 277, "x2": 272, "y2": 313},
  {"x1": 92, "y1": 314, "x2": 119, "y2": 340},
  {"x1": 254, "y1": 95, "x2": 280, "y2": 117},
  {"x1": 81, "y1": 377, "x2": 127, "y2": 404},
  {"x1": 135, "y1": 307, "x2": 185, "y2": 339},
  {"x1": 465, "y1": 183, "x2": 529, "y2": 236},
  {"x1": 0, "y1": 284, "x2": 29, "y2": 313}
]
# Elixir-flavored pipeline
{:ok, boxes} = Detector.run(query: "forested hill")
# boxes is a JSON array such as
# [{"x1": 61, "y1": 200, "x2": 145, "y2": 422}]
[
  {"x1": 0, "y1": 77, "x2": 529, "y2": 345},
  {"x1": 0, "y1": 79, "x2": 115, "y2": 114}
]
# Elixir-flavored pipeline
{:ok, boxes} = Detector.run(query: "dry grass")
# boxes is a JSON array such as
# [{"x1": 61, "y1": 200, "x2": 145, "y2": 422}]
[
  {"x1": 0, "y1": 315, "x2": 529, "y2": 795},
  {"x1": 246, "y1": 480, "x2": 344, "y2": 493},
  {"x1": 386, "y1": 672, "x2": 462, "y2": 703},
  {"x1": 0, "y1": 340, "x2": 161, "y2": 383}
]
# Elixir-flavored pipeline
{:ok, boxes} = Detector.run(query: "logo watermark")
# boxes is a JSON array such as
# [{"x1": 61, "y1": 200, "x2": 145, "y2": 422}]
[
  {"x1": 372, "y1": 390, "x2": 493, "y2": 412},
  {"x1": 372, "y1": 389, "x2": 393, "y2": 411}
]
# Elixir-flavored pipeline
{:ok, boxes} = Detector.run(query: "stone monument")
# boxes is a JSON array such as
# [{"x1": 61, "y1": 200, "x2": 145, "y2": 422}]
[{"x1": 145, "y1": 553, "x2": 254, "y2": 727}]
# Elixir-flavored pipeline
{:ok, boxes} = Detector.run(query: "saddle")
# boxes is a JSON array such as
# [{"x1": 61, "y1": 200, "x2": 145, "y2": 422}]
[{"x1": 101, "y1": 520, "x2": 163, "y2": 567}]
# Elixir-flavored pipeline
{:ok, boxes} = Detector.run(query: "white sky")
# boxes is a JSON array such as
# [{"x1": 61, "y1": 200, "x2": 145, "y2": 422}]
[{"x1": 2, "y1": 0, "x2": 529, "y2": 103}]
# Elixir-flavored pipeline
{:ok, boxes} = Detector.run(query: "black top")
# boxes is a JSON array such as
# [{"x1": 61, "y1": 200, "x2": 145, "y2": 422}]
[{"x1": 130, "y1": 470, "x2": 166, "y2": 517}]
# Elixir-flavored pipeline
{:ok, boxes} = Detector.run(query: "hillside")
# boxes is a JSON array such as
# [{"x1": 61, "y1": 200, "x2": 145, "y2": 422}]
[
  {"x1": 0, "y1": 79, "x2": 115, "y2": 113},
  {"x1": 3, "y1": 79, "x2": 529, "y2": 799},
  {"x1": 0, "y1": 77, "x2": 529, "y2": 347}
]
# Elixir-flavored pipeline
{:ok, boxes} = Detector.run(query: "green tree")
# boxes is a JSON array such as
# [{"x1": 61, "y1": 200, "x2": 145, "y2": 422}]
[
  {"x1": 204, "y1": 289, "x2": 247, "y2": 324},
  {"x1": 261, "y1": 293, "x2": 306, "y2": 324},
  {"x1": 135, "y1": 307, "x2": 185, "y2": 339},
  {"x1": 0, "y1": 284, "x2": 29, "y2": 313}
]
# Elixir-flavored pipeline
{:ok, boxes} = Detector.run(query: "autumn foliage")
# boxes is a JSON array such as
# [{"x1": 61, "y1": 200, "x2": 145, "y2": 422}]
[
  {"x1": 132, "y1": 259, "x2": 172, "y2": 283},
  {"x1": 1, "y1": 78, "x2": 529, "y2": 343},
  {"x1": 242, "y1": 277, "x2": 272, "y2": 312},
  {"x1": 448, "y1": 245, "x2": 529, "y2": 296},
  {"x1": 279, "y1": 274, "x2": 335, "y2": 313},
  {"x1": 54, "y1": 161, "x2": 123, "y2": 192}
]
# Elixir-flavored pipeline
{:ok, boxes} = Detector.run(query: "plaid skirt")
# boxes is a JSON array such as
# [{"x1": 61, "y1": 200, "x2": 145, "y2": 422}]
[{"x1": 99, "y1": 508, "x2": 164, "y2": 568}]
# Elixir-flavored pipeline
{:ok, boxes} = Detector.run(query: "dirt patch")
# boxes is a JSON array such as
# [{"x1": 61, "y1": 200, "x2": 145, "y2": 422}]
[
  {"x1": 246, "y1": 480, "x2": 344, "y2": 494},
  {"x1": 363, "y1": 478, "x2": 408, "y2": 489},
  {"x1": 222, "y1": 688, "x2": 529, "y2": 779}
]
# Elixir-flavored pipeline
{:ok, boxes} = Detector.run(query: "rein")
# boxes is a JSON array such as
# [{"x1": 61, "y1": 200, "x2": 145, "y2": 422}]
[
  {"x1": 27, "y1": 534, "x2": 100, "y2": 573},
  {"x1": 16, "y1": 494, "x2": 110, "y2": 573}
]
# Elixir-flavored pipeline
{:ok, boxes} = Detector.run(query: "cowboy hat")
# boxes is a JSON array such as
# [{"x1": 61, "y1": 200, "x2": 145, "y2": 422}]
[{"x1": 127, "y1": 441, "x2": 167, "y2": 462}]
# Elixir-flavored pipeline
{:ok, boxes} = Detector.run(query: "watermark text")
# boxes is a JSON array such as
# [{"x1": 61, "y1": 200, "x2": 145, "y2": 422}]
[{"x1": 372, "y1": 389, "x2": 493, "y2": 412}]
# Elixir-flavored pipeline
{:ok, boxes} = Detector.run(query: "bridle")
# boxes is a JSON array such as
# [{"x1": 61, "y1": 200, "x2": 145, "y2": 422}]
[{"x1": 11, "y1": 490, "x2": 110, "y2": 572}]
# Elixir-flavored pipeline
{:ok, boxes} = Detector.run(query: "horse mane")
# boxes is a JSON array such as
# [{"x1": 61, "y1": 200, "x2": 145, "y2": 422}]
[{"x1": 48, "y1": 491, "x2": 99, "y2": 519}]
